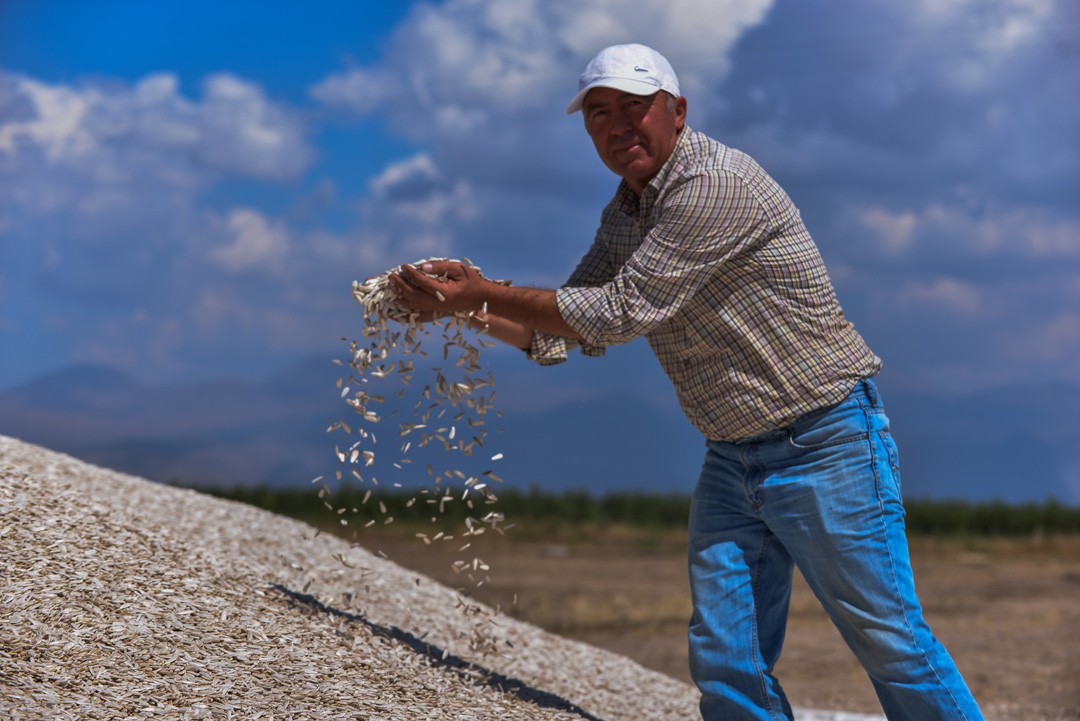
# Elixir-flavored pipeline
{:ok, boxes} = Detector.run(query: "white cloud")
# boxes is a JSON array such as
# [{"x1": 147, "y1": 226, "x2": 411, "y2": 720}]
[
  {"x1": 830, "y1": 192, "x2": 1080, "y2": 389},
  {"x1": 209, "y1": 209, "x2": 291, "y2": 274},
  {"x1": 0, "y1": 77, "x2": 94, "y2": 159},
  {"x1": 855, "y1": 207, "x2": 918, "y2": 257},
  {"x1": 395, "y1": 180, "x2": 479, "y2": 227},
  {"x1": 896, "y1": 276, "x2": 987, "y2": 317},
  {"x1": 1003, "y1": 311, "x2": 1080, "y2": 368},
  {"x1": 713, "y1": 1, "x2": 1076, "y2": 213},
  {"x1": 305, "y1": 0, "x2": 780, "y2": 285},
  {"x1": 875, "y1": 0, "x2": 1059, "y2": 95},
  {"x1": 311, "y1": 0, "x2": 775, "y2": 138},
  {"x1": 911, "y1": 0, "x2": 1055, "y2": 53},
  {"x1": 3, "y1": 0, "x2": 1073, "y2": 399},
  {"x1": 0, "y1": 68, "x2": 318, "y2": 302},
  {"x1": 197, "y1": 74, "x2": 311, "y2": 179},
  {"x1": 846, "y1": 203, "x2": 1080, "y2": 262},
  {"x1": 0, "y1": 68, "x2": 327, "y2": 382},
  {"x1": 258, "y1": 152, "x2": 484, "y2": 285},
  {"x1": 352, "y1": 154, "x2": 482, "y2": 268},
  {"x1": 0, "y1": 69, "x2": 313, "y2": 223},
  {"x1": 369, "y1": 153, "x2": 441, "y2": 199}
]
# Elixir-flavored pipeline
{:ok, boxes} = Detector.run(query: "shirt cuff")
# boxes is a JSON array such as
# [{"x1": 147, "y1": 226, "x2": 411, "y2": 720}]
[
  {"x1": 526, "y1": 331, "x2": 606, "y2": 365},
  {"x1": 526, "y1": 331, "x2": 571, "y2": 365}
]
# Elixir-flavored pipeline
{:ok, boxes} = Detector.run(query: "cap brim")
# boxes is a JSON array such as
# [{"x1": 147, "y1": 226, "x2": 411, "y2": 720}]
[{"x1": 565, "y1": 77, "x2": 663, "y2": 114}]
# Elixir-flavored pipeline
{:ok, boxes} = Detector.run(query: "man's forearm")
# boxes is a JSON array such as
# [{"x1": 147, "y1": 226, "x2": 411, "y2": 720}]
[
  {"x1": 467, "y1": 312, "x2": 535, "y2": 350},
  {"x1": 391, "y1": 261, "x2": 584, "y2": 343},
  {"x1": 481, "y1": 283, "x2": 582, "y2": 341}
]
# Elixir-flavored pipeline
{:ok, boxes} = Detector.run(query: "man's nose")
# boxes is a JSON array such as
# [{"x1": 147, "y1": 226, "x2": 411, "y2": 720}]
[{"x1": 608, "y1": 108, "x2": 634, "y2": 135}]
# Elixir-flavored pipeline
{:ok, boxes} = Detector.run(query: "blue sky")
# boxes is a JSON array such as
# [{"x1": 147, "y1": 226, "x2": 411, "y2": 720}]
[{"x1": 2, "y1": 1, "x2": 1078, "y2": 500}]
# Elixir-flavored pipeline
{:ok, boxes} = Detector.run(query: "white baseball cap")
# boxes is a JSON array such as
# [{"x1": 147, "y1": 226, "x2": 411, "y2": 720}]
[{"x1": 565, "y1": 43, "x2": 680, "y2": 115}]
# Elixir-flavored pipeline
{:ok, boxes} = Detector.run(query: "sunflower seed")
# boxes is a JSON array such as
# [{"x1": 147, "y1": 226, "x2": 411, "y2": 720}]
[{"x1": 336, "y1": 257, "x2": 517, "y2": 652}]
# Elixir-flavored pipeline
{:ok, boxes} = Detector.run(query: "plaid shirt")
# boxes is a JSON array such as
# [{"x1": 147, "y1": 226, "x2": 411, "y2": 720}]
[{"x1": 529, "y1": 126, "x2": 881, "y2": 441}]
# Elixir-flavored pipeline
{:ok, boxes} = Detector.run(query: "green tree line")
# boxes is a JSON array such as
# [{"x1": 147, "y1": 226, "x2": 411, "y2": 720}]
[{"x1": 206, "y1": 484, "x2": 1080, "y2": 537}]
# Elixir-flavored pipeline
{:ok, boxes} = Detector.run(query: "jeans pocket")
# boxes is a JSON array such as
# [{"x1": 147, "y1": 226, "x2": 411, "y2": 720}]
[
  {"x1": 877, "y1": 430, "x2": 903, "y2": 499},
  {"x1": 783, "y1": 389, "x2": 873, "y2": 451},
  {"x1": 785, "y1": 407, "x2": 869, "y2": 450}
]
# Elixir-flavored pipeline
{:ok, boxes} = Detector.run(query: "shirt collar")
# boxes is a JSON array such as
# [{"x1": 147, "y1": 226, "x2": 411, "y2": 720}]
[
  {"x1": 646, "y1": 124, "x2": 693, "y2": 197},
  {"x1": 612, "y1": 125, "x2": 695, "y2": 216}
]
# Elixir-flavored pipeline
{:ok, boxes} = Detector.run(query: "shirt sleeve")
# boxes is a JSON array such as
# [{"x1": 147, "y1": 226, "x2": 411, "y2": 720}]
[
  {"x1": 525, "y1": 331, "x2": 605, "y2": 365},
  {"x1": 558, "y1": 170, "x2": 772, "y2": 347}
]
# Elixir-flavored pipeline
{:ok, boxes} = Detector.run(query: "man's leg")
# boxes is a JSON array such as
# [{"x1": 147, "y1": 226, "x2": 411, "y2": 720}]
[
  {"x1": 688, "y1": 439, "x2": 797, "y2": 721},
  {"x1": 762, "y1": 379, "x2": 984, "y2": 720}
]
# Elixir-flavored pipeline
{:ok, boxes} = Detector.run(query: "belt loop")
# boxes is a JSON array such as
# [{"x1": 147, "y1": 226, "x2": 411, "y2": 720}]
[{"x1": 861, "y1": 376, "x2": 879, "y2": 406}]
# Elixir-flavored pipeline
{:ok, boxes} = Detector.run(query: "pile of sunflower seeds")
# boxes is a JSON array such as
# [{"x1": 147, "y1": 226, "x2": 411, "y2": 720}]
[
  {"x1": 1, "y1": 433, "x2": 705, "y2": 721},
  {"x1": 327, "y1": 258, "x2": 512, "y2": 654}
]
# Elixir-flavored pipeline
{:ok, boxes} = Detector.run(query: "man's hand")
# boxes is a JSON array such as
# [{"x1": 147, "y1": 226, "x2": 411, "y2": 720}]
[
  {"x1": 390, "y1": 259, "x2": 582, "y2": 342},
  {"x1": 390, "y1": 261, "x2": 487, "y2": 315}
]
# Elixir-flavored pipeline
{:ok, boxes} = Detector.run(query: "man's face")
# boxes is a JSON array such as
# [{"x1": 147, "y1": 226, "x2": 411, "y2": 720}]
[{"x1": 583, "y1": 87, "x2": 687, "y2": 195}]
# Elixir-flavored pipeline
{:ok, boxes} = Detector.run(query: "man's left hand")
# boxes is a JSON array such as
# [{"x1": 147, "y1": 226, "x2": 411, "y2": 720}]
[{"x1": 390, "y1": 261, "x2": 488, "y2": 315}]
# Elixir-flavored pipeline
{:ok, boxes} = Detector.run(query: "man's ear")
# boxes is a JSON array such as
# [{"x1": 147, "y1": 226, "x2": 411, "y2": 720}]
[{"x1": 674, "y1": 96, "x2": 688, "y2": 131}]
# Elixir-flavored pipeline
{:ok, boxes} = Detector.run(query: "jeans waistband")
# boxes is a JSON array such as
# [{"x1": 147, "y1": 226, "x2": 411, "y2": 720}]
[{"x1": 730, "y1": 376, "x2": 878, "y2": 446}]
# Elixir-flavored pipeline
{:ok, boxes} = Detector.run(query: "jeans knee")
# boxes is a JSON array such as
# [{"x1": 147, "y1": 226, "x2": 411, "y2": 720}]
[{"x1": 846, "y1": 622, "x2": 945, "y2": 683}]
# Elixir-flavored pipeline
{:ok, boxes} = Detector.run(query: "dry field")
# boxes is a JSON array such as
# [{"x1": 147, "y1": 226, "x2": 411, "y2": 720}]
[
  {"x1": 5, "y1": 429, "x2": 1075, "y2": 720},
  {"x1": 359, "y1": 527, "x2": 1080, "y2": 721}
]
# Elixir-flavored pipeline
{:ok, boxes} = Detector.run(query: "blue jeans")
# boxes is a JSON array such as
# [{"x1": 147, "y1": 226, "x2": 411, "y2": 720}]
[{"x1": 687, "y1": 378, "x2": 983, "y2": 721}]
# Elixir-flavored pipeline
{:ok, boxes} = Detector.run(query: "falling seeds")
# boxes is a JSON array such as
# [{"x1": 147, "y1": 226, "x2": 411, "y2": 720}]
[{"x1": 327, "y1": 257, "x2": 517, "y2": 654}]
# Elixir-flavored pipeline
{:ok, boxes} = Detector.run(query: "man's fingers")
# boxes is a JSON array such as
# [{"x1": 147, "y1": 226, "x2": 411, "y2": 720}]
[
  {"x1": 397, "y1": 264, "x2": 437, "y2": 293},
  {"x1": 389, "y1": 272, "x2": 440, "y2": 311},
  {"x1": 413, "y1": 259, "x2": 466, "y2": 278},
  {"x1": 398, "y1": 261, "x2": 469, "y2": 295},
  {"x1": 388, "y1": 273, "x2": 418, "y2": 299},
  {"x1": 397, "y1": 264, "x2": 421, "y2": 283},
  {"x1": 390, "y1": 260, "x2": 481, "y2": 316}
]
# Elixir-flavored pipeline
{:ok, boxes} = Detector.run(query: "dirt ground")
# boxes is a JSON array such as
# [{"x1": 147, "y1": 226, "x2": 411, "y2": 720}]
[{"x1": 359, "y1": 529, "x2": 1080, "y2": 720}]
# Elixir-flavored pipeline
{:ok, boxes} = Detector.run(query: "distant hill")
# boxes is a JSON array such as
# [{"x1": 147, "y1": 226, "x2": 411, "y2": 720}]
[
  {"x1": 0, "y1": 358, "x2": 1076, "y2": 503},
  {"x1": 883, "y1": 381, "x2": 1080, "y2": 503}
]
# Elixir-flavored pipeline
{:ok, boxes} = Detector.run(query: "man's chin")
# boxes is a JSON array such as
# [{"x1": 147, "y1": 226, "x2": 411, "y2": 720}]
[{"x1": 614, "y1": 160, "x2": 657, "y2": 183}]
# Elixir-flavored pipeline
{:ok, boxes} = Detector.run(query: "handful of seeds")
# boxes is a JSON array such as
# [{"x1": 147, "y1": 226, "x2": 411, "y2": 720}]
[
  {"x1": 325, "y1": 258, "x2": 513, "y2": 655},
  {"x1": 351, "y1": 258, "x2": 507, "y2": 325}
]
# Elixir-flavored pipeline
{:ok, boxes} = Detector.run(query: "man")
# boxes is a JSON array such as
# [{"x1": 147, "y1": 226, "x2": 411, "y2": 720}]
[{"x1": 391, "y1": 43, "x2": 984, "y2": 721}]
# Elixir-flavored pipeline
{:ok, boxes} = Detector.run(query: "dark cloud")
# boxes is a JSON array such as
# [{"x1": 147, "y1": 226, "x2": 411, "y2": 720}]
[
  {"x1": 681, "y1": 0, "x2": 1080, "y2": 393},
  {"x1": 716, "y1": 1, "x2": 1079, "y2": 209}
]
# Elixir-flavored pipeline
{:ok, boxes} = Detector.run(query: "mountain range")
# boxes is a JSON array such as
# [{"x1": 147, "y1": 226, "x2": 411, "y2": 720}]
[{"x1": 1, "y1": 358, "x2": 1076, "y2": 504}]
